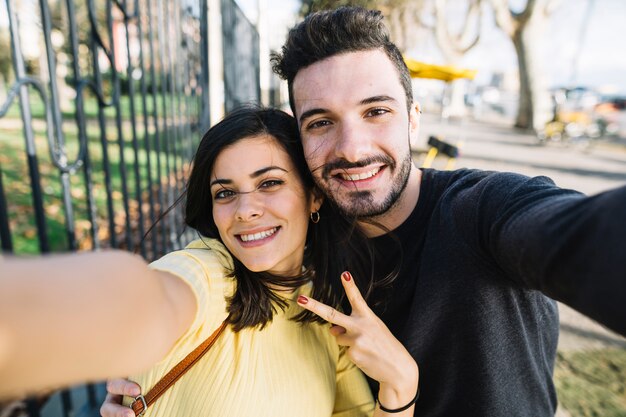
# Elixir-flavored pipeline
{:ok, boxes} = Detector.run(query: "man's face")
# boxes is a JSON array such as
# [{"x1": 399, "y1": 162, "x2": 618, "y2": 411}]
[{"x1": 292, "y1": 49, "x2": 419, "y2": 218}]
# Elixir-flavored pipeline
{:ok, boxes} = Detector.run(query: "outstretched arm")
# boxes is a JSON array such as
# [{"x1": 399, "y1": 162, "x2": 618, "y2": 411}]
[
  {"x1": 298, "y1": 271, "x2": 419, "y2": 417},
  {"x1": 0, "y1": 250, "x2": 195, "y2": 399},
  {"x1": 488, "y1": 181, "x2": 626, "y2": 335}
]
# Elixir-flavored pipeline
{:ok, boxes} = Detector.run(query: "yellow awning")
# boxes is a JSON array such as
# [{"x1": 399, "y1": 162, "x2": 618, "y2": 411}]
[{"x1": 404, "y1": 58, "x2": 477, "y2": 82}]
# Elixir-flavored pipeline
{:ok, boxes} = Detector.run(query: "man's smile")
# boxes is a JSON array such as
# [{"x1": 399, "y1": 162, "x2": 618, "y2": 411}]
[{"x1": 337, "y1": 166, "x2": 382, "y2": 181}]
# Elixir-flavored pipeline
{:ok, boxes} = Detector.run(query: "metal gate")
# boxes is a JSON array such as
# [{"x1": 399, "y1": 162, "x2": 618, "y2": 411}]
[
  {"x1": 221, "y1": 0, "x2": 260, "y2": 112},
  {"x1": 0, "y1": 0, "x2": 260, "y2": 414}
]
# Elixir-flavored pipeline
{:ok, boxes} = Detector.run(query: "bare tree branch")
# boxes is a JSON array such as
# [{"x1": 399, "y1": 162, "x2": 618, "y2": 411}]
[
  {"x1": 455, "y1": 0, "x2": 482, "y2": 54},
  {"x1": 544, "y1": 0, "x2": 564, "y2": 16},
  {"x1": 413, "y1": 2, "x2": 435, "y2": 30},
  {"x1": 488, "y1": 0, "x2": 517, "y2": 36},
  {"x1": 516, "y1": 0, "x2": 537, "y2": 26},
  {"x1": 434, "y1": 0, "x2": 482, "y2": 60}
]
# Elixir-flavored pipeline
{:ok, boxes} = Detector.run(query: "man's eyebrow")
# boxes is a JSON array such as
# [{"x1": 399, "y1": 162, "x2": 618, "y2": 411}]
[
  {"x1": 299, "y1": 108, "x2": 328, "y2": 124},
  {"x1": 359, "y1": 95, "x2": 396, "y2": 106},
  {"x1": 209, "y1": 166, "x2": 288, "y2": 187}
]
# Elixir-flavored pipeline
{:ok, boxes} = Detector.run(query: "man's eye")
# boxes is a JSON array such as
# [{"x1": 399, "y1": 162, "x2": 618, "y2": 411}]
[
  {"x1": 366, "y1": 108, "x2": 389, "y2": 117},
  {"x1": 259, "y1": 179, "x2": 284, "y2": 189},
  {"x1": 214, "y1": 189, "x2": 236, "y2": 200},
  {"x1": 306, "y1": 119, "x2": 331, "y2": 130}
]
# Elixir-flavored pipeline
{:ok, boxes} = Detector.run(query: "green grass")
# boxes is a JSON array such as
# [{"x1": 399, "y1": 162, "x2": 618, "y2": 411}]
[
  {"x1": 1, "y1": 89, "x2": 184, "y2": 122},
  {"x1": 0, "y1": 97, "x2": 197, "y2": 254},
  {"x1": 555, "y1": 348, "x2": 626, "y2": 417}
]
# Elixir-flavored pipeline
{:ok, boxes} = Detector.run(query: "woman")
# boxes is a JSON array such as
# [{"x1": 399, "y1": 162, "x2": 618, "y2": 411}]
[{"x1": 0, "y1": 106, "x2": 418, "y2": 416}]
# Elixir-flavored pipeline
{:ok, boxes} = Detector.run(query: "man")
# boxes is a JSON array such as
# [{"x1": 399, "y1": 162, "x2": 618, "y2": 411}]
[{"x1": 103, "y1": 7, "x2": 626, "y2": 417}]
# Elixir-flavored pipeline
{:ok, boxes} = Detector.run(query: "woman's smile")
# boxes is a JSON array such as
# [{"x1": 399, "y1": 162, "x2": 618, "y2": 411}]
[{"x1": 236, "y1": 226, "x2": 281, "y2": 246}]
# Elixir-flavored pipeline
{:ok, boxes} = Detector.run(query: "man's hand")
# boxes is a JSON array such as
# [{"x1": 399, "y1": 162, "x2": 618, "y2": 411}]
[{"x1": 100, "y1": 379, "x2": 141, "y2": 417}]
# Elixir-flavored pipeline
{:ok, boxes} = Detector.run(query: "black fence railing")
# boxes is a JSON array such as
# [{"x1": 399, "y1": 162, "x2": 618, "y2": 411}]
[
  {"x1": 0, "y1": 0, "x2": 260, "y2": 415},
  {"x1": 221, "y1": 0, "x2": 260, "y2": 113}
]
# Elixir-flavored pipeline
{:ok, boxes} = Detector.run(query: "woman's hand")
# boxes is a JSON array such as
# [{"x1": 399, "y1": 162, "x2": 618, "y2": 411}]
[
  {"x1": 100, "y1": 379, "x2": 141, "y2": 417},
  {"x1": 297, "y1": 271, "x2": 419, "y2": 414}
]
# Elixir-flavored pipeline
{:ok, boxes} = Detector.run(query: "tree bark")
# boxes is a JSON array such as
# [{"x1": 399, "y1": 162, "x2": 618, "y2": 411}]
[
  {"x1": 432, "y1": 0, "x2": 482, "y2": 118},
  {"x1": 511, "y1": 9, "x2": 552, "y2": 129},
  {"x1": 489, "y1": 0, "x2": 560, "y2": 130}
]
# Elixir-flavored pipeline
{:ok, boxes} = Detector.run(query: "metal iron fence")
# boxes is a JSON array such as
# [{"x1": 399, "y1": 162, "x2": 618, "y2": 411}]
[
  {"x1": 0, "y1": 0, "x2": 260, "y2": 415},
  {"x1": 221, "y1": 0, "x2": 260, "y2": 113}
]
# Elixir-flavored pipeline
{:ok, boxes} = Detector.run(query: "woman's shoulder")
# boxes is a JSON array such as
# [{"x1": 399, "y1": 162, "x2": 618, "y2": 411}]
[
  {"x1": 182, "y1": 238, "x2": 234, "y2": 270},
  {"x1": 153, "y1": 238, "x2": 233, "y2": 271},
  {"x1": 150, "y1": 238, "x2": 235, "y2": 297}
]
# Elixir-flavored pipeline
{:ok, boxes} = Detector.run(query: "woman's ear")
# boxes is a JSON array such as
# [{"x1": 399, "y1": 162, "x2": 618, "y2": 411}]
[{"x1": 309, "y1": 187, "x2": 324, "y2": 213}]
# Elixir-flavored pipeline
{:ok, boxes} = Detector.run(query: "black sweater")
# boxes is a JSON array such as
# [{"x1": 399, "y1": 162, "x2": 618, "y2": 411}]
[{"x1": 361, "y1": 168, "x2": 626, "y2": 417}]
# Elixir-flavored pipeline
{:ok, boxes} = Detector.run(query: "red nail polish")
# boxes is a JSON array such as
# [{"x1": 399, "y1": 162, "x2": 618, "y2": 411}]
[
  {"x1": 342, "y1": 272, "x2": 351, "y2": 281},
  {"x1": 297, "y1": 295, "x2": 308, "y2": 304}
]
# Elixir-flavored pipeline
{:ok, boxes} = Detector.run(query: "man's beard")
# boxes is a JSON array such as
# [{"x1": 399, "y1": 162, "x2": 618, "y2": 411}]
[{"x1": 320, "y1": 149, "x2": 413, "y2": 219}]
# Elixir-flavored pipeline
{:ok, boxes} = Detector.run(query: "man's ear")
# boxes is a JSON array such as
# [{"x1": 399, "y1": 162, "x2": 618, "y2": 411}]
[
  {"x1": 309, "y1": 187, "x2": 324, "y2": 212},
  {"x1": 409, "y1": 102, "x2": 421, "y2": 145},
  {"x1": 409, "y1": 102, "x2": 421, "y2": 132}
]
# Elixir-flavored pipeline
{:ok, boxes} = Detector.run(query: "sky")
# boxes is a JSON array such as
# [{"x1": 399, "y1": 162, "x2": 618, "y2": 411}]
[{"x1": 236, "y1": 0, "x2": 626, "y2": 95}]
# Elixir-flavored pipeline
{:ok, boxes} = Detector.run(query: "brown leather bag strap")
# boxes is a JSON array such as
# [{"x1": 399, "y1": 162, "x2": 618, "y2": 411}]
[{"x1": 130, "y1": 319, "x2": 228, "y2": 416}]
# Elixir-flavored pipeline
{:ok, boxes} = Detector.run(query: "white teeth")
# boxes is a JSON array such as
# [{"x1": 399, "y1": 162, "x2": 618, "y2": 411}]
[
  {"x1": 339, "y1": 167, "x2": 380, "y2": 181},
  {"x1": 240, "y1": 227, "x2": 278, "y2": 242}
]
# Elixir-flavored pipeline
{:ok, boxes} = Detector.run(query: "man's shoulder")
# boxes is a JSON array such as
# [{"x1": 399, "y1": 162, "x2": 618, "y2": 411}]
[
  {"x1": 424, "y1": 167, "x2": 545, "y2": 187},
  {"x1": 422, "y1": 168, "x2": 562, "y2": 201}
]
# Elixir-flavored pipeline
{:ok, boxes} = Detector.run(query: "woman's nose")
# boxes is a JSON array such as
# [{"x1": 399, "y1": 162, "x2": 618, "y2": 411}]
[{"x1": 234, "y1": 192, "x2": 264, "y2": 222}]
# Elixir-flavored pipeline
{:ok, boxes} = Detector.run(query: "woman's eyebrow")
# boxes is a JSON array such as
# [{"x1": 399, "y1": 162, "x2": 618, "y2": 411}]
[
  {"x1": 251, "y1": 166, "x2": 288, "y2": 178},
  {"x1": 209, "y1": 166, "x2": 288, "y2": 188}
]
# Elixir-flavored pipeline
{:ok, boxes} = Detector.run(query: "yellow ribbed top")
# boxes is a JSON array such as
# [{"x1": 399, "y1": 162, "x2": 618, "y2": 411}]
[{"x1": 124, "y1": 239, "x2": 374, "y2": 417}]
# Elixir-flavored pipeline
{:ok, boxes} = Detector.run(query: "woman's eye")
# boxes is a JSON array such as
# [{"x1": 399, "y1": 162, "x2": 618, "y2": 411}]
[
  {"x1": 259, "y1": 179, "x2": 284, "y2": 190},
  {"x1": 214, "y1": 189, "x2": 236, "y2": 200}
]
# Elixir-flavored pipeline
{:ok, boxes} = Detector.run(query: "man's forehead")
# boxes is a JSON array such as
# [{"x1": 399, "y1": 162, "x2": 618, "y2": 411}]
[
  {"x1": 292, "y1": 50, "x2": 404, "y2": 115},
  {"x1": 293, "y1": 50, "x2": 393, "y2": 86}
]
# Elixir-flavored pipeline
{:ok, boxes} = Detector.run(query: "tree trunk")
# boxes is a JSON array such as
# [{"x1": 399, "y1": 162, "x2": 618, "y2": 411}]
[
  {"x1": 512, "y1": 14, "x2": 551, "y2": 130},
  {"x1": 488, "y1": 0, "x2": 561, "y2": 131},
  {"x1": 430, "y1": 0, "x2": 481, "y2": 119}
]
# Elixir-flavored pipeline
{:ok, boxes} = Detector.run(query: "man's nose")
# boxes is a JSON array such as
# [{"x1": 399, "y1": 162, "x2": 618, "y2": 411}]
[
  {"x1": 235, "y1": 192, "x2": 264, "y2": 222},
  {"x1": 334, "y1": 120, "x2": 372, "y2": 162}
]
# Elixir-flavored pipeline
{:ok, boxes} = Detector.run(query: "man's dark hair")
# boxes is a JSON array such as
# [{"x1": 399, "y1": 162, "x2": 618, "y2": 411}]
[{"x1": 271, "y1": 6, "x2": 413, "y2": 115}]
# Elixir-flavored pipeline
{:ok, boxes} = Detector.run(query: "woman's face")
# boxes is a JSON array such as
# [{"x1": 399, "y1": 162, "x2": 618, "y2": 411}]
[{"x1": 210, "y1": 135, "x2": 321, "y2": 277}]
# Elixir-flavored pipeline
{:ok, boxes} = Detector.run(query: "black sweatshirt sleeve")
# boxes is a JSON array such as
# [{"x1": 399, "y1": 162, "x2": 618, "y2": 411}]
[
  {"x1": 476, "y1": 174, "x2": 626, "y2": 335},
  {"x1": 441, "y1": 171, "x2": 626, "y2": 335}
]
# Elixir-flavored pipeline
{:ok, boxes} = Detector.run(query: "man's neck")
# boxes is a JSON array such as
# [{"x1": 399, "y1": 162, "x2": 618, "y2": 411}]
[{"x1": 357, "y1": 167, "x2": 422, "y2": 238}]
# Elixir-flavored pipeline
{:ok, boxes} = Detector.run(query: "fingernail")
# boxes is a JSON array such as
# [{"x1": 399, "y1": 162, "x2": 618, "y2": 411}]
[
  {"x1": 297, "y1": 295, "x2": 308, "y2": 304},
  {"x1": 342, "y1": 271, "x2": 351, "y2": 281}
]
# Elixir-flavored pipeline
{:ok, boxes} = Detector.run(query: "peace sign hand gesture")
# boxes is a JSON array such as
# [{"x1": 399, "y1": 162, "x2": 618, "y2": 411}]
[{"x1": 297, "y1": 271, "x2": 419, "y2": 416}]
